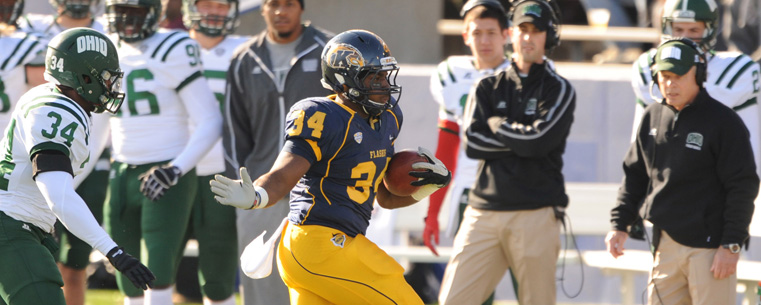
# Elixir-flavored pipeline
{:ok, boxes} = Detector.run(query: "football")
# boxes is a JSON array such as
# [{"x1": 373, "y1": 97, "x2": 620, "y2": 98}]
[{"x1": 383, "y1": 150, "x2": 429, "y2": 196}]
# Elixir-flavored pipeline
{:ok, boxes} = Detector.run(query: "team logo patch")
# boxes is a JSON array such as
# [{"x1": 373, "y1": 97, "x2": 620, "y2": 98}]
[
  {"x1": 354, "y1": 132, "x2": 363, "y2": 144},
  {"x1": 660, "y1": 46, "x2": 682, "y2": 61},
  {"x1": 685, "y1": 132, "x2": 703, "y2": 150},
  {"x1": 522, "y1": 3, "x2": 543, "y2": 17},
  {"x1": 215, "y1": 47, "x2": 225, "y2": 56},
  {"x1": 496, "y1": 101, "x2": 507, "y2": 109},
  {"x1": 76, "y1": 35, "x2": 108, "y2": 56},
  {"x1": 325, "y1": 43, "x2": 364, "y2": 69},
  {"x1": 22, "y1": 223, "x2": 31, "y2": 231},
  {"x1": 525, "y1": 98, "x2": 537, "y2": 115},
  {"x1": 331, "y1": 233, "x2": 346, "y2": 248},
  {"x1": 649, "y1": 128, "x2": 657, "y2": 136}
]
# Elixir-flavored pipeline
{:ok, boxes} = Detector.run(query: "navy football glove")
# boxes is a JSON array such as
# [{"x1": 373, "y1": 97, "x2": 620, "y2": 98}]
[{"x1": 138, "y1": 165, "x2": 181, "y2": 201}]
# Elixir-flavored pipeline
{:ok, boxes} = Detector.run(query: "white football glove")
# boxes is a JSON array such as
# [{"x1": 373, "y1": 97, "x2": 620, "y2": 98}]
[
  {"x1": 210, "y1": 167, "x2": 268, "y2": 209},
  {"x1": 409, "y1": 146, "x2": 451, "y2": 201}
]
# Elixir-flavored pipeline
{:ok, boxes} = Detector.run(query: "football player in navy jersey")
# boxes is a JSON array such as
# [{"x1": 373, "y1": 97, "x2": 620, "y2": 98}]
[{"x1": 211, "y1": 29, "x2": 451, "y2": 305}]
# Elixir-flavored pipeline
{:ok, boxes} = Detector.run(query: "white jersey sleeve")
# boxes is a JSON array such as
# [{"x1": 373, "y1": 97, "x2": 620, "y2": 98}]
[
  {"x1": 430, "y1": 55, "x2": 511, "y2": 237},
  {"x1": 16, "y1": 14, "x2": 55, "y2": 34},
  {"x1": 431, "y1": 56, "x2": 477, "y2": 124},
  {"x1": 193, "y1": 35, "x2": 249, "y2": 176},
  {"x1": 705, "y1": 52, "x2": 761, "y2": 176},
  {"x1": 630, "y1": 49, "x2": 660, "y2": 142},
  {"x1": 36, "y1": 171, "x2": 117, "y2": 254},
  {"x1": 0, "y1": 31, "x2": 46, "y2": 129},
  {"x1": 631, "y1": 49, "x2": 660, "y2": 108},
  {"x1": 0, "y1": 85, "x2": 92, "y2": 232},
  {"x1": 705, "y1": 52, "x2": 760, "y2": 109},
  {"x1": 110, "y1": 29, "x2": 219, "y2": 171},
  {"x1": 18, "y1": 14, "x2": 108, "y2": 39}
]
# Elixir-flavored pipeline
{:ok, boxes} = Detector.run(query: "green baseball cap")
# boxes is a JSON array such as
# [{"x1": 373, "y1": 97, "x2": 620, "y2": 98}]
[{"x1": 653, "y1": 40, "x2": 701, "y2": 76}]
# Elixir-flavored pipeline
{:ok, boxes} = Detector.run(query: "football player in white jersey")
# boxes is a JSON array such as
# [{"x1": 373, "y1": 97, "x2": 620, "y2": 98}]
[
  {"x1": 0, "y1": 27, "x2": 154, "y2": 305},
  {"x1": 17, "y1": 0, "x2": 107, "y2": 38},
  {"x1": 17, "y1": 1, "x2": 114, "y2": 303},
  {"x1": 180, "y1": 0, "x2": 247, "y2": 303},
  {"x1": 631, "y1": 0, "x2": 761, "y2": 175},
  {"x1": 104, "y1": 0, "x2": 222, "y2": 303},
  {"x1": 0, "y1": 0, "x2": 46, "y2": 130},
  {"x1": 425, "y1": 0, "x2": 509, "y2": 253},
  {"x1": 424, "y1": 2, "x2": 509, "y2": 304}
]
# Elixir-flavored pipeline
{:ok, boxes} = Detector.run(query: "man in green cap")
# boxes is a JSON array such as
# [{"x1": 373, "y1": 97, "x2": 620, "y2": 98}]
[{"x1": 606, "y1": 38, "x2": 759, "y2": 305}]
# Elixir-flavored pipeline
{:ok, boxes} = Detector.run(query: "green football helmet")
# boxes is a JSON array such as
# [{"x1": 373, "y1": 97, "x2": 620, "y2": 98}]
[
  {"x1": 105, "y1": 0, "x2": 162, "y2": 42},
  {"x1": 45, "y1": 27, "x2": 125, "y2": 114},
  {"x1": 0, "y1": 0, "x2": 24, "y2": 26},
  {"x1": 661, "y1": 0, "x2": 719, "y2": 50},
  {"x1": 49, "y1": 0, "x2": 98, "y2": 19},
  {"x1": 181, "y1": 0, "x2": 238, "y2": 37}
]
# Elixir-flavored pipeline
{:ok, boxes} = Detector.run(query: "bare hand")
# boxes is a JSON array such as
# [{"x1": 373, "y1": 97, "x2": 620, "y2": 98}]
[
  {"x1": 605, "y1": 230, "x2": 628, "y2": 258},
  {"x1": 710, "y1": 247, "x2": 739, "y2": 279},
  {"x1": 423, "y1": 217, "x2": 440, "y2": 256}
]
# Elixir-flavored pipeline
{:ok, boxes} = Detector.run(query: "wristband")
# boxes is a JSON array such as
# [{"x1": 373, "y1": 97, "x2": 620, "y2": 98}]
[{"x1": 252, "y1": 185, "x2": 269, "y2": 209}]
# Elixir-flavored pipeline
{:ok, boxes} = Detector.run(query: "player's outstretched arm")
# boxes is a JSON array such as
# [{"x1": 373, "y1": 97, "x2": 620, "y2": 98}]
[
  {"x1": 35, "y1": 169, "x2": 155, "y2": 290},
  {"x1": 211, "y1": 151, "x2": 310, "y2": 209}
]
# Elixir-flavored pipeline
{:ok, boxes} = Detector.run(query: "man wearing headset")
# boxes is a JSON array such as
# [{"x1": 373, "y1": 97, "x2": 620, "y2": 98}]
[
  {"x1": 607, "y1": 39, "x2": 759, "y2": 305},
  {"x1": 630, "y1": 0, "x2": 761, "y2": 177},
  {"x1": 439, "y1": 1, "x2": 576, "y2": 304}
]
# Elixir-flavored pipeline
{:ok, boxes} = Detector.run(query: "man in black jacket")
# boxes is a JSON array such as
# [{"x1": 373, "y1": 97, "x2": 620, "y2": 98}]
[
  {"x1": 606, "y1": 38, "x2": 759, "y2": 305},
  {"x1": 438, "y1": 1, "x2": 576, "y2": 304}
]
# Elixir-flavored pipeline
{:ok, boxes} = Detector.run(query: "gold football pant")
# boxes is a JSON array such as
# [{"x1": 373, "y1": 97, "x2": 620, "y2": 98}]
[{"x1": 277, "y1": 223, "x2": 423, "y2": 305}]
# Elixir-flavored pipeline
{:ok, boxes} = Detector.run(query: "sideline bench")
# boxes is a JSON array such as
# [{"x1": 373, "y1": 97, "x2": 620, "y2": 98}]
[
  {"x1": 583, "y1": 250, "x2": 761, "y2": 305},
  {"x1": 380, "y1": 182, "x2": 761, "y2": 305}
]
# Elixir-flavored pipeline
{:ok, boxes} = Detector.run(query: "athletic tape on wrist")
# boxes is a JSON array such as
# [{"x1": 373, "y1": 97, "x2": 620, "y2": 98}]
[{"x1": 252, "y1": 185, "x2": 269, "y2": 209}]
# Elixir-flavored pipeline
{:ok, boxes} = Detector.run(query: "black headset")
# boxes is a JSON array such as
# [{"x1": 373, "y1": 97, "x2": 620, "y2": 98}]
[
  {"x1": 460, "y1": 0, "x2": 506, "y2": 18},
  {"x1": 507, "y1": 0, "x2": 561, "y2": 50},
  {"x1": 650, "y1": 37, "x2": 707, "y2": 87}
]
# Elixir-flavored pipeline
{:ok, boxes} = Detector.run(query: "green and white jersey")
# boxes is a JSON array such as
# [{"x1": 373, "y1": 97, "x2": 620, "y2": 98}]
[
  {"x1": 0, "y1": 84, "x2": 91, "y2": 232},
  {"x1": 17, "y1": 14, "x2": 108, "y2": 39},
  {"x1": 430, "y1": 55, "x2": 510, "y2": 191},
  {"x1": 632, "y1": 50, "x2": 761, "y2": 175},
  {"x1": 109, "y1": 29, "x2": 218, "y2": 168},
  {"x1": 194, "y1": 35, "x2": 248, "y2": 176},
  {"x1": 0, "y1": 31, "x2": 46, "y2": 130}
]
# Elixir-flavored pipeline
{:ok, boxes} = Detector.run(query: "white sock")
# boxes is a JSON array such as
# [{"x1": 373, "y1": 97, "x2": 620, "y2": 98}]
[
  {"x1": 124, "y1": 296, "x2": 144, "y2": 305},
  {"x1": 145, "y1": 286, "x2": 174, "y2": 305},
  {"x1": 203, "y1": 295, "x2": 236, "y2": 305}
]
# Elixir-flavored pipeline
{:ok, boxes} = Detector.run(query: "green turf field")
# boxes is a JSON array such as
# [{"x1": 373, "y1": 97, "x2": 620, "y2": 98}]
[
  {"x1": 84, "y1": 290, "x2": 595, "y2": 305},
  {"x1": 86, "y1": 289, "x2": 240, "y2": 305}
]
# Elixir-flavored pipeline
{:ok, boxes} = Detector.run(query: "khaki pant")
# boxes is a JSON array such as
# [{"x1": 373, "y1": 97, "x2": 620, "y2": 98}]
[
  {"x1": 439, "y1": 206, "x2": 561, "y2": 305},
  {"x1": 648, "y1": 231, "x2": 736, "y2": 305}
]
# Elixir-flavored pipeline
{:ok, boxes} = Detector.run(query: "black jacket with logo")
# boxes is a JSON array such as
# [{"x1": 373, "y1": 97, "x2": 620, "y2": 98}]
[
  {"x1": 464, "y1": 60, "x2": 576, "y2": 211},
  {"x1": 612, "y1": 90, "x2": 759, "y2": 248}
]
